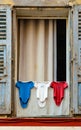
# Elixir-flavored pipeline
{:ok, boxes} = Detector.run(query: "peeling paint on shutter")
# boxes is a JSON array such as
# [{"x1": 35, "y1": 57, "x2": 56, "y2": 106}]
[
  {"x1": 78, "y1": 8, "x2": 81, "y2": 114},
  {"x1": 73, "y1": 6, "x2": 81, "y2": 114},
  {"x1": 0, "y1": 7, "x2": 11, "y2": 114}
]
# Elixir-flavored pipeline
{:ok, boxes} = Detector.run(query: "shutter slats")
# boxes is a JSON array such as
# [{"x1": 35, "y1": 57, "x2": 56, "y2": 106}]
[
  {"x1": 78, "y1": 25, "x2": 81, "y2": 28},
  {"x1": 0, "y1": 32, "x2": 6, "y2": 34},
  {"x1": 0, "y1": 11, "x2": 6, "y2": 14},
  {"x1": 0, "y1": 18, "x2": 6, "y2": 21},
  {"x1": 78, "y1": 11, "x2": 81, "y2": 40},
  {"x1": 0, "y1": 22, "x2": 6, "y2": 24},
  {"x1": 0, "y1": 36, "x2": 6, "y2": 39},
  {"x1": 0, "y1": 10, "x2": 6, "y2": 40},
  {"x1": 78, "y1": 10, "x2": 81, "y2": 64},
  {"x1": 0, "y1": 46, "x2": 5, "y2": 75},
  {"x1": 0, "y1": 25, "x2": 6, "y2": 27},
  {"x1": 0, "y1": 7, "x2": 11, "y2": 114}
]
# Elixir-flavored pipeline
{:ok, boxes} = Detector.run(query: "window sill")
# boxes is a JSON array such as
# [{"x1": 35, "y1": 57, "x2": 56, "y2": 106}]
[{"x1": 0, "y1": 117, "x2": 81, "y2": 126}]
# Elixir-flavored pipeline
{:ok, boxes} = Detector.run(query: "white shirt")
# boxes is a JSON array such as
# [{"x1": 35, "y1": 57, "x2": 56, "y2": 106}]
[{"x1": 34, "y1": 81, "x2": 51, "y2": 108}]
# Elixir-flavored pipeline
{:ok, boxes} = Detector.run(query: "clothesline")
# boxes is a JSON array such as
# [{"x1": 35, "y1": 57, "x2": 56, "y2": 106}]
[{"x1": 16, "y1": 81, "x2": 68, "y2": 109}]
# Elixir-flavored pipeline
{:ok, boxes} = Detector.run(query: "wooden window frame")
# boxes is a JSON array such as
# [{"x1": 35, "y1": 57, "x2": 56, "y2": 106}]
[{"x1": 13, "y1": 7, "x2": 71, "y2": 119}]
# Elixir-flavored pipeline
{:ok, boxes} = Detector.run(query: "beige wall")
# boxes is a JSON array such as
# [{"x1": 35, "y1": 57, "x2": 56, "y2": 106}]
[
  {"x1": 0, "y1": 0, "x2": 81, "y2": 6},
  {"x1": 0, "y1": 0, "x2": 74, "y2": 6},
  {"x1": 76, "y1": 0, "x2": 81, "y2": 4},
  {"x1": 0, "y1": 0, "x2": 14, "y2": 5},
  {"x1": 0, "y1": 0, "x2": 81, "y2": 7},
  {"x1": 12, "y1": 0, "x2": 69, "y2": 6},
  {"x1": 0, "y1": 127, "x2": 81, "y2": 130}
]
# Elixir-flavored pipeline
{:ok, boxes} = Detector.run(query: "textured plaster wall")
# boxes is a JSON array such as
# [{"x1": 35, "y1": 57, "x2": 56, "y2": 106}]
[
  {"x1": 76, "y1": 0, "x2": 81, "y2": 4},
  {"x1": 0, "y1": 0, "x2": 14, "y2": 5},
  {"x1": 0, "y1": 127, "x2": 81, "y2": 130},
  {"x1": 0, "y1": 0, "x2": 81, "y2": 6},
  {"x1": 0, "y1": 0, "x2": 73, "y2": 6}
]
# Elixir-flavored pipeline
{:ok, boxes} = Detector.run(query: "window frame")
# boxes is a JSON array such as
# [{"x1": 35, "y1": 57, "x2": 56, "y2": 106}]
[{"x1": 13, "y1": 7, "x2": 71, "y2": 117}]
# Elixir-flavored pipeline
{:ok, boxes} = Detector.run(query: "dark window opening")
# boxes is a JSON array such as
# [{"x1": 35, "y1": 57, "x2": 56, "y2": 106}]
[{"x1": 57, "y1": 19, "x2": 66, "y2": 81}]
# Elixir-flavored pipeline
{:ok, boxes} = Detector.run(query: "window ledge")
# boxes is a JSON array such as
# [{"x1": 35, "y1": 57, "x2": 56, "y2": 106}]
[{"x1": 0, "y1": 117, "x2": 81, "y2": 126}]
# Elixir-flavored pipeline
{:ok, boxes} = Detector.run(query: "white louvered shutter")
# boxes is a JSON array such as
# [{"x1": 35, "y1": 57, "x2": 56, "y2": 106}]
[
  {"x1": 72, "y1": 6, "x2": 81, "y2": 114},
  {"x1": 0, "y1": 7, "x2": 11, "y2": 114}
]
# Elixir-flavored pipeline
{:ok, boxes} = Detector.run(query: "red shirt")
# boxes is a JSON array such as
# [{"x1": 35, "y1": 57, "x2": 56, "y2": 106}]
[{"x1": 50, "y1": 81, "x2": 68, "y2": 106}]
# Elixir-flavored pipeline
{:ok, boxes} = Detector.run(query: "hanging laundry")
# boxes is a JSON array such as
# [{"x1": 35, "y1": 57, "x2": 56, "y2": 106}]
[
  {"x1": 50, "y1": 81, "x2": 68, "y2": 106},
  {"x1": 34, "y1": 81, "x2": 51, "y2": 108},
  {"x1": 16, "y1": 81, "x2": 34, "y2": 108}
]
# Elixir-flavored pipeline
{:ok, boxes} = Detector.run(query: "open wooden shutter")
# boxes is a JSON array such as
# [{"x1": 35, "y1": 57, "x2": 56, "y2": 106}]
[
  {"x1": 72, "y1": 5, "x2": 81, "y2": 114},
  {"x1": 0, "y1": 7, "x2": 11, "y2": 114}
]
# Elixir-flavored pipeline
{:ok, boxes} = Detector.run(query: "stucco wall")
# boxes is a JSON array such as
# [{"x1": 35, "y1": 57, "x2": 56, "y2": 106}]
[
  {"x1": 0, "y1": 0, "x2": 81, "y2": 7},
  {"x1": 0, "y1": 0, "x2": 81, "y2": 6},
  {"x1": 12, "y1": 0, "x2": 69, "y2": 6},
  {"x1": 0, "y1": 0, "x2": 73, "y2": 6},
  {"x1": 0, "y1": 127, "x2": 81, "y2": 130},
  {"x1": 0, "y1": 0, "x2": 14, "y2": 5},
  {"x1": 76, "y1": 0, "x2": 81, "y2": 4}
]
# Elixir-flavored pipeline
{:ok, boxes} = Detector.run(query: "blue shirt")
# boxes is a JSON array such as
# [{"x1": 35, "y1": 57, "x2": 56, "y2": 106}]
[{"x1": 16, "y1": 81, "x2": 34, "y2": 108}]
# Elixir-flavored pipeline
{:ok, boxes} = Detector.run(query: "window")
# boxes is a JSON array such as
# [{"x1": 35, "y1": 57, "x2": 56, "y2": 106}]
[
  {"x1": 18, "y1": 19, "x2": 66, "y2": 82},
  {"x1": 14, "y1": 8, "x2": 70, "y2": 117},
  {"x1": 57, "y1": 20, "x2": 66, "y2": 81}
]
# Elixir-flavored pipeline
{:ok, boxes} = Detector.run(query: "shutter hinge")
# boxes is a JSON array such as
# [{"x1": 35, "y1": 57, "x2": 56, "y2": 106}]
[
  {"x1": 70, "y1": 108, "x2": 75, "y2": 114},
  {"x1": 71, "y1": 53, "x2": 78, "y2": 64},
  {"x1": 77, "y1": 67, "x2": 81, "y2": 77},
  {"x1": 79, "y1": 106, "x2": 81, "y2": 111},
  {"x1": 11, "y1": 58, "x2": 14, "y2": 62},
  {"x1": 71, "y1": 57, "x2": 75, "y2": 62}
]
